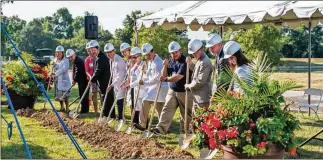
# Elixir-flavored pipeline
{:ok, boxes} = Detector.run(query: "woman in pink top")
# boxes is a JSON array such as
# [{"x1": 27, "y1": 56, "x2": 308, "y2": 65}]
[{"x1": 84, "y1": 47, "x2": 99, "y2": 113}]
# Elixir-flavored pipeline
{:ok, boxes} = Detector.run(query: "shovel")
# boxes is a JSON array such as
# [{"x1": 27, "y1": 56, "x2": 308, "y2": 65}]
[
  {"x1": 59, "y1": 84, "x2": 75, "y2": 101},
  {"x1": 115, "y1": 67, "x2": 131, "y2": 131},
  {"x1": 44, "y1": 66, "x2": 54, "y2": 109},
  {"x1": 68, "y1": 82, "x2": 91, "y2": 119},
  {"x1": 142, "y1": 82, "x2": 162, "y2": 138},
  {"x1": 97, "y1": 66, "x2": 114, "y2": 124},
  {"x1": 142, "y1": 64, "x2": 166, "y2": 138},
  {"x1": 106, "y1": 67, "x2": 131, "y2": 125},
  {"x1": 200, "y1": 148, "x2": 218, "y2": 159},
  {"x1": 178, "y1": 63, "x2": 195, "y2": 150},
  {"x1": 125, "y1": 61, "x2": 146, "y2": 134}
]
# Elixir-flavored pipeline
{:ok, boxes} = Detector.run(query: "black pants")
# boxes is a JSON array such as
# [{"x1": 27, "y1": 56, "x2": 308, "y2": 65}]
[
  {"x1": 79, "y1": 80, "x2": 89, "y2": 113},
  {"x1": 130, "y1": 88, "x2": 139, "y2": 124},
  {"x1": 102, "y1": 87, "x2": 115, "y2": 117}
]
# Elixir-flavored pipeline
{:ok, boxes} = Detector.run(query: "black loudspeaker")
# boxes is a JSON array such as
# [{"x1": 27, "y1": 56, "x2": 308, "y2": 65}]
[{"x1": 84, "y1": 16, "x2": 98, "y2": 39}]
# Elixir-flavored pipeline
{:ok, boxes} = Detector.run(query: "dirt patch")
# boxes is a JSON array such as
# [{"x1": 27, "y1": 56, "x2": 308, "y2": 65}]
[{"x1": 17, "y1": 108, "x2": 194, "y2": 159}]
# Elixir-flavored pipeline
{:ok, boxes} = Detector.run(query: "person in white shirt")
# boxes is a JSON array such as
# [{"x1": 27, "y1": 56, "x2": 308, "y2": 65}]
[
  {"x1": 104, "y1": 43, "x2": 127, "y2": 124},
  {"x1": 223, "y1": 41, "x2": 252, "y2": 93},
  {"x1": 52, "y1": 45, "x2": 71, "y2": 113},
  {"x1": 121, "y1": 47, "x2": 147, "y2": 125},
  {"x1": 136, "y1": 43, "x2": 169, "y2": 131}
]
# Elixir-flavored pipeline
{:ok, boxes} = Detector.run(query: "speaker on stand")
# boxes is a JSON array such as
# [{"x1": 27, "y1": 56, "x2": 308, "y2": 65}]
[{"x1": 84, "y1": 16, "x2": 98, "y2": 39}]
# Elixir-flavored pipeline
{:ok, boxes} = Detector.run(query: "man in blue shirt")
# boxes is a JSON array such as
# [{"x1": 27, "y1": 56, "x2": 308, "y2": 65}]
[{"x1": 151, "y1": 41, "x2": 194, "y2": 135}]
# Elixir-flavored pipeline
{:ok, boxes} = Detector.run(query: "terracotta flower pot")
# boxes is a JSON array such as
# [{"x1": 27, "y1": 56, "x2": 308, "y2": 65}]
[
  {"x1": 221, "y1": 144, "x2": 285, "y2": 159},
  {"x1": 7, "y1": 89, "x2": 36, "y2": 110}
]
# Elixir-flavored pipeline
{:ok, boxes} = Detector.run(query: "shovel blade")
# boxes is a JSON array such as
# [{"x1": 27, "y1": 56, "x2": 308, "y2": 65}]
[
  {"x1": 178, "y1": 134, "x2": 190, "y2": 150},
  {"x1": 142, "y1": 131, "x2": 153, "y2": 138},
  {"x1": 115, "y1": 119, "x2": 125, "y2": 131},
  {"x1": 98, "y1": 116, "x2": 107, "y2": 124},
  {"x1": 200, "y1": 148, "x2": 218, "y2": 159},
  {"x1": 125, "y1": 126, "x2": 134, "y2": 134},
  {"x1": 68, "y1": 108, "x2": 77, "y2": 118},
  {"x1": 106, "y1": 117, "x2": 115, "y2": 125}
]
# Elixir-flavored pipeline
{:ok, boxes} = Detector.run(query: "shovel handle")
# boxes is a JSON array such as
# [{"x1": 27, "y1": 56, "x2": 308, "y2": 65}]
[
  {"x1": 73, "y1": 83, "x2": 91, "y2": 114},
  {"x1": 130, "y1": 61, "x2": 146, "y2": 128},
  {"x1": 184, "y1": 62, "x2": 190, "y2": 135},
  {"x1": 98, "y1": 60, "x2": 114, "y2": 120},
  {"x1": 122, "y1": 66, "x2": 132, "y2": 120},
  {"x1": 146, "y1": 64, "x2": 166, "y2": 134}
]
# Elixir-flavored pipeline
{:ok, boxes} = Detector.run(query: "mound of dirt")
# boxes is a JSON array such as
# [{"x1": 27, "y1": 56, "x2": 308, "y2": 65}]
[{"x1": 17, "y1": 108, "x2": 194, "y2": 159}]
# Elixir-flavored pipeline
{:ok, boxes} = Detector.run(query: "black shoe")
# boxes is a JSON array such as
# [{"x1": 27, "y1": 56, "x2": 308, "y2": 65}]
[
  {"x1": 151, "y1": 128, "x2": 161, "y2": 135},
  {"x1": 134, "y1": 123, "x2": 146, "y2": 131}
]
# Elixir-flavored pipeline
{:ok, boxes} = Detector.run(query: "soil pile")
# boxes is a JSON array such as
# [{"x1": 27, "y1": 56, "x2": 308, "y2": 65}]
[{"x1": 17, "y1": 108, "x2": 194, "y2": 159}]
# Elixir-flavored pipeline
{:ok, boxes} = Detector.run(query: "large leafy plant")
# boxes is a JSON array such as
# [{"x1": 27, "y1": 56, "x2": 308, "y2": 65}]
[
  {"x1": 2, "y1": 52, "x2": 51, "y2": 97},
  {"x1": 191, "y1": 54, "x2": 302, "y2": 157}
]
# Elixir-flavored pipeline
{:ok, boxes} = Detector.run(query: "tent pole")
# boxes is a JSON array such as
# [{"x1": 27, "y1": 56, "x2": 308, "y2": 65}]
[
  {"x1": 308, "y1": 19, "x2": 312, "y2": 116},
  {"x1": 220, "y1": 25, "x2": 223, "y2": 38}
]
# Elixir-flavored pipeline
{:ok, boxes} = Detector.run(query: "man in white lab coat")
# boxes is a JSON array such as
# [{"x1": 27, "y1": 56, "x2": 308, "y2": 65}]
[
  {"x1": 136, "y1": 43, "x2": 168, "y2": 131},
  {"x1": 105, "y1": 43, "x2": 127, "y2": 125}
]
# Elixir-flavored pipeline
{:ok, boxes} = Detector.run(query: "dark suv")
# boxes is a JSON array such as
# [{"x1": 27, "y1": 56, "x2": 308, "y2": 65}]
[{"x1": 32, "y1": 48, "x2": 54, "y2": 67}]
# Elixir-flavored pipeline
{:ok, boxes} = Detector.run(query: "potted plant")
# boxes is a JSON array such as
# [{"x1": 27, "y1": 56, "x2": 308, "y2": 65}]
[
  {"x1": 190, "y1": 54, "x2": 301, "y2": 159},
  {"x1": 1, "y1": 51, "x2": 51, "y2": 110}
]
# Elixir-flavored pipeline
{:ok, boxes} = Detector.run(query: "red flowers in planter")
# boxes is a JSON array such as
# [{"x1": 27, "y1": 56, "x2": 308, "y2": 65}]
[{"x1": 256, "y1": 142, "x2": 267, "y2": 149}]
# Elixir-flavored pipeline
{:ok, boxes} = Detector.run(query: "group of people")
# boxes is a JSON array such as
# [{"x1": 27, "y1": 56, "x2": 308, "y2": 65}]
[{"x1": 50, "y1": 32, "x2": 251, "y2": 135}]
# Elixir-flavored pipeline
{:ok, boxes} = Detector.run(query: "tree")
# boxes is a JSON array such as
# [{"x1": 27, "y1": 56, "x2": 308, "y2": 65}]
[
  {"x1": 133, "y1": 27, "x2": 189, "y2": 58},
  {"x1": 227, "y1": 24, "x2": 287, "y2": 65},
  {"x1": 1, "y1": 15, "x2": 26, "y2": 56},
  {"x1": 18, "y1": 19, "x2": 59, "y2": 54},
  {"x1": 281, "y1": 24, "x2": 323, "y2": 58},
  {"x1": 52, "y1": 7, "x2": 74, "y2": 39}
]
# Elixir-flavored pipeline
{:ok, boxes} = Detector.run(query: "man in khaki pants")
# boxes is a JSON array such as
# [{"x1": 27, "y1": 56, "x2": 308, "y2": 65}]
[
  {"x1": 185, "y1": 39, "x2": 213, "y2": 108},
  {"x1": 151, "y1": 41, "x2": 194, "y2": 135},
  {"x1": 135, "y1": 43, "x2": 169, "y2": 131}
]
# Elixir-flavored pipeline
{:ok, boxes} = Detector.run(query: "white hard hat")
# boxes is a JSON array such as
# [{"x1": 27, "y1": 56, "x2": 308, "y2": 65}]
[
  {"x1": 65, "y1": 49, "x2": 75, "y2": 58},
  {"x1": 120, "y1": 42, "x2": 131, "y2": 52},
  {"x1": 130, "y1": 47, "x2": 142, "y2": 56},
  {"x1": 85, "y1": 42, "x2": 90, "y2": 49},
  {"x1": 223, "y1": 41, "x2": 241, "y2": 59},
  {"x1": 206, "y1": 33, "x2": 222, "y2": 48},
  {"x1": 188, "y1": 39, "x2": 203, "y2": 54},
  {"x1": 168, "y1": 41, "x2": 181, "y2": 53},
  {"x1": 141, "y1": 43, "x2": 153, "y2": 55},
  {"x1": 55, "y1": 45, "x2": 64, "y2": 52},
  {"x1": 104, "y1": 43, "x2": 114, "y2": 52},
  {"x1": 88, "y1": 40, "x2": 99, "y2": 48}
]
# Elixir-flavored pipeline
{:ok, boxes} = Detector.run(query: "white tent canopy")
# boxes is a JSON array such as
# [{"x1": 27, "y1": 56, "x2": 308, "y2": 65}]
[{"x1": 136, "y1": 1, "x2": 323, "y2": 31}]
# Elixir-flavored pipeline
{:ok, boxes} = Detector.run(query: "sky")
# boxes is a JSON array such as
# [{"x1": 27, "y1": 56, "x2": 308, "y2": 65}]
[{"x1": 2, "y1": 1, "x2": 209, "y2": 39}]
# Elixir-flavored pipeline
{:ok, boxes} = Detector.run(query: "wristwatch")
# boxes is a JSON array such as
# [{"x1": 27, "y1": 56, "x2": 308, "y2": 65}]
[{"x1": 164, "y1": 77, "x2": 168, "y2": 82}]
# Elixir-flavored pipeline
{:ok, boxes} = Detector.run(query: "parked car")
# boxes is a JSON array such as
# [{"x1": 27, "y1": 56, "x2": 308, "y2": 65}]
[{"x1": 32, "y1": 48, "x2": 54, "y2": 67}]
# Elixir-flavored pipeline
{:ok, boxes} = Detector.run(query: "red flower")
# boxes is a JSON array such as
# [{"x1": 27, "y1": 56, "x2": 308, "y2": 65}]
[
  {"x1": 218, "y1": 130, "x2": 227, "y2": 140},
  {"x1": 204, "y1": 106, "x2": 209, "y2": 111},
  {"x1": 6, "y1": 75, "x2": 14, "y2": 81},
  {"x1": 208, "y1": 138, "x2": 216, "y2": 149},
  {"x1": 228, "y1": 91, "x2": 234, "y2": 96},
  {"x1": 256, "y1": 141, "x2": 267, "y2": 148},
  {"x1": 249, "y1": 122, "x2": 256, "y2": 128},
  {"x1": 287, "y1": 147, "x2": 297, "y2": 156},
  {"x1": 210, "y1": 119, "x2": 221, "y2": 129},
  {"x1": 227, "y1": 126, "x2": 239, "y2": 139}
]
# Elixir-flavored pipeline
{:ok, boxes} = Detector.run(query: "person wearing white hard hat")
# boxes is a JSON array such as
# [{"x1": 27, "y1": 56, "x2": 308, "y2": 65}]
[
  {"x1": 185, "y1": 39, "x2": 213, "y2": 108},
  {"x1": 84, "y1": 42, "x2": 99, "y2": 113},
  {"x1": 205, "y1": 33, "x2": 230, "y2": 92},
  {"x1": 135, "y1": 43, "x2": 169, "y2": 131},
  {"x1": 87, "y1": 40, "x2": 114, "y2": 121},
  {"x1": 120, "y1": 47, "x2": 147, "y2": 125},
  {"x1": 120, "y1": 42, "x2": 131, "y2": 60},
  {"x1": 105, "y1": 43, "x2": 127, "y2": 124},
  {"x1": 66, "y1": 49, "x2": 89, "y2": 113},
  {"x1": 150, "y1": 41, "x2": 194, "y2": 135},
  {"x1": 223, "y1": 41, "x2": 251, "y2": 93},
  {"x1": 52, "y1": 45, "x2": 71, "y2": 113}
]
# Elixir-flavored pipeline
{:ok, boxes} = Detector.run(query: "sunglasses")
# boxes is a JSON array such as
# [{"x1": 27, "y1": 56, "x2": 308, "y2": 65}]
[{"x1": 131, "y1": 55, "x2": 139, "y2": 59}]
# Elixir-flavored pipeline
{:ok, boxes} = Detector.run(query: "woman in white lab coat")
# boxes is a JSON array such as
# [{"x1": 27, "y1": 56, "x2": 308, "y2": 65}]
[
  {"x1": 121, "y1": 47, "x2": 147, "y2": 125},
  {"x1": 53, "y1": 45, "x2": 71, "y2": 112}
]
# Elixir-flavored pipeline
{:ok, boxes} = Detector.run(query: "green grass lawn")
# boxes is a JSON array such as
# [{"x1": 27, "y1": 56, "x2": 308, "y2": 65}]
[{"x1": 2, "y1": 84, "x2": 323, "y2": 159}]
